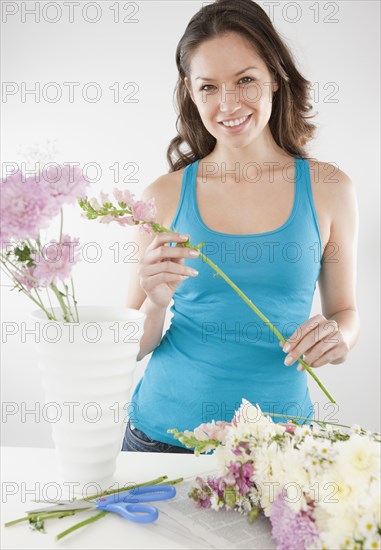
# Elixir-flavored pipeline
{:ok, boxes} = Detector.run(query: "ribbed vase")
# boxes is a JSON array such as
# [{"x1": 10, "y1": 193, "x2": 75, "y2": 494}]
[{"x1": 30, "y1": 306, "x2": 146, "y2": 491}]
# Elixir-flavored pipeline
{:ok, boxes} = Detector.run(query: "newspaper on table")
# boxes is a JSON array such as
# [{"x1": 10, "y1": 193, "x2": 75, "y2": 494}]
[{"x1": 154, "y1": 471, "x2": 276, "y2": 550}]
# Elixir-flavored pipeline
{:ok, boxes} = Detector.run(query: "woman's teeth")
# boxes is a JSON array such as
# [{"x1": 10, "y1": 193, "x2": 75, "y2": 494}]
[{"x1": 221, "y1": 114, "x2": 250, "y2": 127}]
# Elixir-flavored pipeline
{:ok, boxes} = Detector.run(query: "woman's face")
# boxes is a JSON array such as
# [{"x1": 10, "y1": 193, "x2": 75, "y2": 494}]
[{"x1": 184, "y1": 32, "x2": 278, "y2": 148}]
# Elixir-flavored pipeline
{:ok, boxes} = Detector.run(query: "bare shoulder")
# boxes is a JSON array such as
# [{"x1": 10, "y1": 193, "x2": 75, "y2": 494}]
[
  {"x1": 141, "y1": 168, "x2": 185, "y2": 228},
  {"x1": 307, "y1": 158, "x2": 356, "y2": 221},
  {"x1": 307, "y1": 158, "x2": 353, "y2": 187}
]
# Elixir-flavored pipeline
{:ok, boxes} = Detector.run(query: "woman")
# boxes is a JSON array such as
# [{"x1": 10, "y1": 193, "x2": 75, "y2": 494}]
[{"x1": 122, "y1": 0, "x2": 360, "y2": 453}]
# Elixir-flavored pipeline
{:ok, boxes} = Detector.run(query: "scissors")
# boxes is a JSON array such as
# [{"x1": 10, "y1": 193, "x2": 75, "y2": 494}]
[{"x1": 25, "y1": 484, "x2": 176, "y2": 524}]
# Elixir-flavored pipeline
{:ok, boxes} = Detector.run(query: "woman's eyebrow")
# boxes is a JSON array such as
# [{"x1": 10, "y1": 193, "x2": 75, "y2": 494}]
[{"x1": 195, "y1": 66, "x2": 260, "y2": 81}]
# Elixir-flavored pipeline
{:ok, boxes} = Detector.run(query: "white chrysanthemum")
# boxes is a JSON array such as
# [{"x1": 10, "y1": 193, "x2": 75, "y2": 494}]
[
  {"x1": 363, "y1": 534, "x2": 381, "y2": 550},
  {"x1": 312, "y1": 505, "x2": 331, "y2": 533},
  {"x1": 279, "y1": 446, "x2": 310, "y2": 513},
  {"x1": 233, "y1": 400, "x2": 280, "y2": 442},
  {"x1": 319, "y1": 513, "x2": 359, "y2": 549},
  {"x1": 252, "y1": 441, "x2": 284, "y2": 516},
  {"x1": 318, "y1": 464, "x2": 363, "y2": 515},
  {"x1": 356, "y1": 511, "x2": 380, "y2": 541},
  {"x1": 335, "y1": 434, "x2": 380, "y2": 486},
  {"x1": 253, "y1": 441, "x2": 280, "y2": 482},
  {"x1": 213, "y1": 444, "x2": 241, "y2": 475},
  {"x1": 369, "y1": 478, "x2": 381, "y2": 526}
]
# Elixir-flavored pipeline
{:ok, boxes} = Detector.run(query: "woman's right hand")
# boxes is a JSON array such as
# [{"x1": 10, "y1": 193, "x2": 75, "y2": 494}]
[{"x1": 138, "y1": 232, "x2": 200, "y2": 309}]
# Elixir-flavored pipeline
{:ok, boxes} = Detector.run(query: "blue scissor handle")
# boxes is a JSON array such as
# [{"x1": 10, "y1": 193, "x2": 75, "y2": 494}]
[
  {"x1": 95, "y1": 485, "x2": 176, "y2": 523},
  {"x1": 102, "y1": 502, "x2": 159, "y2": 524}
]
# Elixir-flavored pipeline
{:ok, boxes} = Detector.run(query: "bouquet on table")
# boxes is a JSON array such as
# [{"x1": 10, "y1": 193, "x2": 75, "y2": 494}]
[{"x1": 169, "y1": 399, "x2": 381, "y2": 550}]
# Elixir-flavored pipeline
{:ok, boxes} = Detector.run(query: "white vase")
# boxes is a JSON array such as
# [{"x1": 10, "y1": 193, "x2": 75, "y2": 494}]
[{"x1": 30, "y1": 306, "x2": 146, "y2": 492}]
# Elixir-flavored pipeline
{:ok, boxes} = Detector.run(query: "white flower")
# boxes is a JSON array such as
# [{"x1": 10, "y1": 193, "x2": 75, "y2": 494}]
[
  {"x1": 318, "y1": 463, "x2": 362, "y2": 515},
  {"x1": 356, "y1": 511, "x2": 380, "y2": 540},
  {"x1": 233, "y1": 400, "x2": 281, "y2": 442},
  {"x1": 311, "y1": 505, "x2": 331, "y2": 532},
  {"x1": 210, "y1": 493, "x2": 224, "y2": 511},
  {"x1": 279, "y1": 446, "x2": 310, "y2": 513},
  {"x1": 320, "y1": 512, "x2": 359, "y2": 549},
  {"x1": 335, "y1": 434, "x2": 380, "y2": 486}
]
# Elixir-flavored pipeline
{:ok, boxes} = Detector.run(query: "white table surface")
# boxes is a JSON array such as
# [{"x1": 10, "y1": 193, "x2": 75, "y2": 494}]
[{"x1": 1, "y1": 446, "x2": 221, "y2": 549}]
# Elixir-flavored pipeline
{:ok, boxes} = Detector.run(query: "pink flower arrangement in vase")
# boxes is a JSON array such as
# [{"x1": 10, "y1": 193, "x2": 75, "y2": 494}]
[{"x1": 0, "y1": 164, "x2": 89, "y2": 322}]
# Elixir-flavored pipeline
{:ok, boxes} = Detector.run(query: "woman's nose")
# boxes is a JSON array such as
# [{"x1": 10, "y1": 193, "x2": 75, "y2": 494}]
[{"x1": 219, "y1": 83, "x2": 242, "y2": 113}]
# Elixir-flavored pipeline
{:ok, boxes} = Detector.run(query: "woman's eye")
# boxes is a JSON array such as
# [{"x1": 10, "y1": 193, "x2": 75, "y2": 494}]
[
  {"x1": 199, "y1": 77, "x2": 255, "y2": 92},
  {"x1": 239, "y1": 76, "x2": 255, "y2": 84},
  {"x1": 200, "y1": 84, "x2": 215, "y2": 92}
]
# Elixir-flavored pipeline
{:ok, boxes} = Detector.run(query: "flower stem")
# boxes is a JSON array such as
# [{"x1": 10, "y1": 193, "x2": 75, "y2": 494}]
[
  {"x1": 0, "y1": 261, "x2": 54, "y2": 319},
  {"x1": 198, "y1": 251, "x2": 336, "y2": 404},
  {"x1": 150, "y1": 223, "x2": 335, "y2": 404},
  {"x1": 45, "y1": 286, "x2": 56, "y2": 319},
  {"x1": 264, "y1": 411, "x2": 350, "y2": 428},
  {"x1": 70, "y1": 276, "x2": 79, "y2": 322},
  {"x1": 63, "y1": 283, "x2": 76, "y2": 322},
  {"x1": 55, "y1": 510, "x2": 108, "y2": 541},
  {"x1": 84, "y1": 475, "x2": 169, "y2": 501},
  {"x1": 49, "y1": 282, "x2": 71, "y2": 322},
  {"x1": 55, "y1": 475, "x2": 182, "y2": 541}
]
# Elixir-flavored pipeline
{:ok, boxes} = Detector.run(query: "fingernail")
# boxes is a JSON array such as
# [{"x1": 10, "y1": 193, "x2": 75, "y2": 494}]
[
  {"x1": 180, "y1": 234, "x2": 188, "y2": 241},
  {"x1": 283, "y1": 343, "x2": 291, "y2": 353},
  {"x1": 284, "y1": 355, "x2": 293, "y2": 366},
  {"x1": 297, "y1": 365, "x2": 303, "y2": 372},
  {"x1": 189, "y1": 250, "x2": 199, "y2": 256}
]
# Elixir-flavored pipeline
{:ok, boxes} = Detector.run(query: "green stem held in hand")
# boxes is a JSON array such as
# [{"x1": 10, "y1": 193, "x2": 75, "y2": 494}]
[
  {"x1": 158, "y1": 223, "x2": 336, "y2": 404},
  {"x1": 78, "y1": 200, "x2": 336, "y2": 404}
]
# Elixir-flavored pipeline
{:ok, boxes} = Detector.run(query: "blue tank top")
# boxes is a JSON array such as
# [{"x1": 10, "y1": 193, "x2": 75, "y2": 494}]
[{"x1": 130, "y1": 156, "x2": 323, "y2": 447}]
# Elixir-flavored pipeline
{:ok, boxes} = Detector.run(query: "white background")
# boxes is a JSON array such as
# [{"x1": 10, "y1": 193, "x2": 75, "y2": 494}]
[{"x1": 1, "y1": 0, "x2": 380, "y2": 447}]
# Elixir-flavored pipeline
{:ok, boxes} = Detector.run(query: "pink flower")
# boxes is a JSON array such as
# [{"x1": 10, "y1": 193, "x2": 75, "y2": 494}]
[
  {"x1": 0, "y1": 171, "x2": 56, "y2": 244},
  {"x1": 131, "y1": 198, "x2": 157, "y2": 223},
  {"x1": 41, "y1": 164, "x2": 90, "y2": 214},
  {"x1": 113, "y1": 188, "x2": 136, "y2": 207},
  {"x1": 31, "y1": 234, "x2": 80, "y2": 286},
  {"x1": 192, "y1": 477, "x2": 212, "y2": 508},
  {"x1": 99, "y1": 214, "x2": 116, "y2": 224},
  {"x1": 115, "y1": 216, "x2": 136, "y2": 226},
  {"x1": 13, "y1": 266, "x2": 41, "y2": 292},
  {"x1": 194, "y1": 420, "x2": 230, "y2": 443},
  {"x1": 279, "y1": 422, "x2": 297, "y2": 434},
  {"x1": 226, "y1": 459, "x2": 254, "y2": 495},
  {"x1": 99, "y1": 191, "x2": 111, "y2": 206},
  {"x1": 138, "y1": 223, "x2": 154, "y2": 235},
  {"x1": 270, "y1": 494, "x2": 319, "y2": 550}
]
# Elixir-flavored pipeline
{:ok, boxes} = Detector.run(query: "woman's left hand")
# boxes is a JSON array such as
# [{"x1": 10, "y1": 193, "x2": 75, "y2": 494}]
[{"x1": 280, "y1": 314, "x2": 350, "y2": 371}]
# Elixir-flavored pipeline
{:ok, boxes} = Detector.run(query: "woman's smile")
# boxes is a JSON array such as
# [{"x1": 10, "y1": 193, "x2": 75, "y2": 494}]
[{"x1": 218, "y1": 112, "x2": 253, "y2": 133}]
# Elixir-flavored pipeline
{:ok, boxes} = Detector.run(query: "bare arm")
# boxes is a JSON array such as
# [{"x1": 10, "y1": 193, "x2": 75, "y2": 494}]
[
  {"x1": 135, "y1": 297, "x2": 168, "y2": 362},
  {"x1": 126, "y1": 177, "x2": 198, "y2": 361},
  {"x1": 125, "y1": 180, "x2": 168, "y2": 361},
  {"x1": 280, "y1": 165, "x2": 361, "y2": 371},
  {"x1": 318, "y1": 167, "x2": 360, "y2": 359}
]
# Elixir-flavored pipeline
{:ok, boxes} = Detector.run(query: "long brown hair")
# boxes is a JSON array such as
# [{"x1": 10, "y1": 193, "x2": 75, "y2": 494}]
[{"x1": 166, "y1": 0, "x2": 317, "y2": 172}]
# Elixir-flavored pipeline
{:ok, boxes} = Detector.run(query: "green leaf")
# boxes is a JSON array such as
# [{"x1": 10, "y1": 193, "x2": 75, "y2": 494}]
[
  {"x1": 224, "y1": 487, "x2": 236, "y2": 508},
  {"x1": 29, "y1": 517, "x2": 46, "y2": 533},
  {"x1": 248, "y1": 507, "x2": 260, "y2": 524},
  {"x1": 14, "y1": 245, "x2": 32, "y2": 264}
]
